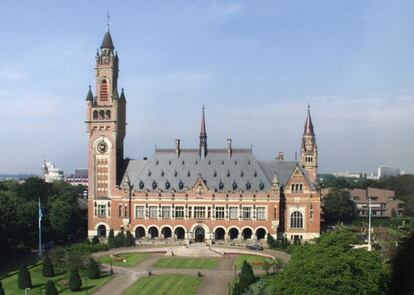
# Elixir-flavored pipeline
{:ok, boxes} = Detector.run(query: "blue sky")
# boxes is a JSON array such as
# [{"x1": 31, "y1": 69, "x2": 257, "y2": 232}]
[{"x1": 0, "y1": 0, "x2": 413, "y2": 174}]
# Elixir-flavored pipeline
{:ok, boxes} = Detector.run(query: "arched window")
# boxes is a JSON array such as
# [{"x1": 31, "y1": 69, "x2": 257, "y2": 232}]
[
  {"x1": 106, "y1": 110, "x2": 111, "y2": 119},
  {"x1": 100, "y1": 79, "x2": 108, "y2": 101},
  {"x1": 290, "y1": 211, "x2": 303, "y2": 228},
  {"x1": 99, "y1": 110, "x2": 105, "y2": 119},
  {"x1": 93, "y1": 110, "x2": 98, "y2": 119}
]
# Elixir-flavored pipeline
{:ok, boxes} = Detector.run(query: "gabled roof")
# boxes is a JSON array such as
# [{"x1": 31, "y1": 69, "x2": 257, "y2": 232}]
[{"x1": 122, "y1": 149, "x2": 316, "y2": 193}]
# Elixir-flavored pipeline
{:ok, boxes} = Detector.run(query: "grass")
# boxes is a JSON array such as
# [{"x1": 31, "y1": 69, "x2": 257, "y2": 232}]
[
  {"x1": 234, "y1": 255, "x2": 272, "y2": 269},
  {"x1": 153, "y1": 257, "x2": 218, "y2": 269},
  {"x1": 1, "y1": 265, "x2": 112, "y2": 294},
  {"x1": 99, "y1": 252, "x2": 150, "y2": 267},
  {"x1": 123, "y1": 274, "x2": 201, "y2": 295}
]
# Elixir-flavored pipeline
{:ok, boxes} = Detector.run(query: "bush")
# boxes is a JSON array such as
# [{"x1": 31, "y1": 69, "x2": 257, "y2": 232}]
[
  {"x1": 0, "y1": 281, "x2": 4, "y2": 295},
  {"x1": 115, "y1": 230, "x2": 127, "y2": 247},
  {"x1": 88, "y1": 257, "x2": 100, "y2": 279},
  {"x1": 68, "y1": 268, "x2": 82, "y2": 291},
  {"x1": 108, "y1": 229, "x2": 116, "y2": 248},
  {"x1": 45, "y1": 280, "x2": 58, "y2": 295},
  {"x1": 91, "y1": 235, "x2": 100, "y2": 244},
  {"x1": 42, "y1": 255, "x2": 55, "y2": 277},
  {"x1": 17, "y1": 264, "x2": 32, "y2": 289},
  {"x1": 126, "y1": 231, "x2": 135, "y2": 246},
  {"x1": 239, "y1": 261, "x2": 255, "y2": 293}
]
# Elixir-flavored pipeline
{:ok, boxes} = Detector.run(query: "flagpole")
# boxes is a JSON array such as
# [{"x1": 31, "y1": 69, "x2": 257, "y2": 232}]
[{"x1": 38, "y1": 198, "x2": 42, "y2": 258}]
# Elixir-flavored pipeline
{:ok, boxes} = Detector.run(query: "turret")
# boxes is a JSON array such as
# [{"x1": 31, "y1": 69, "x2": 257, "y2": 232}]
[
  {"x1": 199, "y1": 106, "x2": 207, "y2": 158},
  {"x1": 300, "y1": 105, "x2": 318, "y2": 182}
]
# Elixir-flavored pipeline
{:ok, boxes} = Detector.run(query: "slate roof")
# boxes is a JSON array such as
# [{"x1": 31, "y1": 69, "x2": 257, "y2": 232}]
[
  {"x1": 101, "y1": 31, "x2": 114, "y2": 49},
  {"x1": 122, "y1": 149, "x2": 315, "y2": 193}
]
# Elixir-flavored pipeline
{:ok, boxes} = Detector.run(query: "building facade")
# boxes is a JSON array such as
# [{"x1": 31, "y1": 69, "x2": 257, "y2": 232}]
[
  {"x1": 86, "y1": 31, "x2": 321, "y2": 242},
  {"x1": 42, "y1": 161, "x2": 64, "y2": 183}
]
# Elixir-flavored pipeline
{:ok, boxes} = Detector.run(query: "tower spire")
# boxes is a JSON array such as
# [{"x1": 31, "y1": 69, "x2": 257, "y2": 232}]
[
  {"x1": 199, "y1": 105, "x2": 207, "y2": 158},
  {"x1": 304, "y1": 103, "x2": 314, "y2": 136}
]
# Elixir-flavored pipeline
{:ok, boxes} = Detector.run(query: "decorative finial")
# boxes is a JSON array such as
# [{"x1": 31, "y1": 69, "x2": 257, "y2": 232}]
[
  {"x1": 307, "y1": 103, "x2": 311, "y2": 111},
  {"x1": 88, "y1": 85, "x2": 91, "y2": 89},
  {"x1": 105, "y1": 12, "x2": 111, "y2": 32},
  {"x1": 202, "y1": 104, "x2": 205, "y2": 111}
]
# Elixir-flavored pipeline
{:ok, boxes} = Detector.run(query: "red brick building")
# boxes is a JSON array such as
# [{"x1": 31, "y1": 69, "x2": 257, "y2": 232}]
[{"x1": 86, "y1": 31, "x2": 321, "y2": 242}]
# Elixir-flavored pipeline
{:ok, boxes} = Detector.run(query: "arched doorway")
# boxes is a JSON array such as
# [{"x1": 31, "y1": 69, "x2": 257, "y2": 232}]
[
  {"x1": 256, "y1": 228, "x2": 266, "y2": 240},
  {"x1": 214, "y1": 228, "x2": 225, "y2": 240},
  {"x1": 148, "y1": 226, "x2": 159, "y2": 239},
  {"x1": 229, "y1": 228, "x2": 239, "y2": 240},
  {"x1": 161, "y1": 227, "x2": 172, "y2": 239},
  {"x1": 175, "y1": 227, "x2": 185, "y2": 240},
  {"x1": 242, "y1": 228, "x2": 253, "y2": 240},
  {"x1": 194, "y1": 227, "x2": 205, "y2": 243},
  {"x1": 97, "y1": 225, "x2": 106, "y2": 238},
  {"x1": 135, "y1": 226, "x2": 145, "y2": 239}
]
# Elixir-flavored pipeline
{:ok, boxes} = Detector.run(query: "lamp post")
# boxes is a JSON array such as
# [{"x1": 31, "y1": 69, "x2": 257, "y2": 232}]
[
  {"x1": 124, "y1": 174, "x2": 134, "y2": 226},
  {"x1": 368, "y1": 197, "x2": 372, "y2": 251}
]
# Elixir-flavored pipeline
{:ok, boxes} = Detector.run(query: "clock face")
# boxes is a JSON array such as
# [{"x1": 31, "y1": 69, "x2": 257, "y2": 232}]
[{"x1": 97, "y1": 141, "x2": 108, "y2": 154}]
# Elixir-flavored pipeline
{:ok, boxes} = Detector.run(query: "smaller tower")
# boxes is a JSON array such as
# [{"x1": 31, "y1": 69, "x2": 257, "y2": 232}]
[
  {"x1": 301, "y1": 105, "x2": 318, "y2": 182},
  {"x1": 199, "y1": 106, "x2": 207, "y2": 158}
]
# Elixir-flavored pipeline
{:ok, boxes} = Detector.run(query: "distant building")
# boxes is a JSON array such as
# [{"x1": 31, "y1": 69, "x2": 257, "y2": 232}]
[
  {"x1": 377, "y1": 166, "x2": 401, "y2": 178},
  {"x1": 66, "y1": 169, "x2": 88, "y2": 186},
  {"x1": 321, "y1": 187, "x2": 404, "y2": 218},
  {"x1": 42, "y1": 161, "x2": 64, "y2": 183}
]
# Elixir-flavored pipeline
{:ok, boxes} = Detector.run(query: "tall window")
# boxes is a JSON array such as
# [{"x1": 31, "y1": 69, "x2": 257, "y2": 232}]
[
  {"x1": 97, "y1": 205, "x2": 106, "y2": 217},
  {"x1": 290, "y1": 211, "x2": 303, "y2": 228},
  {"x1": 229, "y1": 207, "x2": 238, "y2": 220},
  {"x1": 135, "y1": 206, "x2": 145, "y2": 219},
  {"x1": 100, "y1": 79, "x2": 108, "y2": 101},
  {"x1": 149, "y1": 206, "x2": 157, "y2": 219},
  {"x1": 175, "y1": 206, "x2": 184, "y2": 219},
  {"x1": 257, "y1": 207, "x2": 266, "y2": 220},
  {"x1": 194, "y1": 206, "x2": 206, "y2": 219},
  {"x1": 215, "y1": 207, "x2": 225, "y2": 219},
  {"x1": 291, "y1": 183, "x2": 303, "y2": 193},
  {"x1": 162, "y1": 206, "x2": 171, "y2": 219},
  {"x1": 243, "y1": 207, "x2": 252, "y2": 220}
]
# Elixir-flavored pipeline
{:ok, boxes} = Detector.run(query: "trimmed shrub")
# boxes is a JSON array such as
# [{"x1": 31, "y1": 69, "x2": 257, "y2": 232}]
[
  {"x1": 88, "y1": 257, "x2": 100, "y2": 279},
  {"x1": 17, "y1": 264, "x2": 32, "y2": 289},
  {"x1": 238, "y1": 261, "x2": 255, "y2": 293},
  {"x1": 126, "y1": 231, "x2": 135, "y2": 246},
  {"x1": 108, "y1": 229, "x2": 116, "y2": 248},
  {"x1": 68, "y1": 268, "x2": 82, "y2": 291},
  {"x1": 91, "y1": 235, "x2": 100, "y2": 244},
  {"x1": 42, "y1": 255, "x2": 55, "y2": 277},
  {"x1": 45, "y1": 280, "x2": 58, "y2": 295},
  {"x1": 114, "y1": 231, "x2": 127, "y2": 247},
  {"x1": 0, "y1": 281, "x2": 5, "y2": 295}
]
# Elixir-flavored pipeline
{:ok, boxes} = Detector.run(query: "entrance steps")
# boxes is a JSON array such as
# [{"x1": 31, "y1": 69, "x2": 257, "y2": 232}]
[{"x1": 165, "y1": 244, "x2": 223, "y2": 257}]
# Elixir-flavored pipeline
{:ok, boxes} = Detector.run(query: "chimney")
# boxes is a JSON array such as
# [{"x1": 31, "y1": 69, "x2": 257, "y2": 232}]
[
  {"x1": 175, "y1": 139, "x2": 181, "y2": 157},
  {"x1": 277, "y1": 152, "x2": 285, "y2": 161},
  {"x1": 227, "y1": 138, "x2": 232, "y2": 157}
]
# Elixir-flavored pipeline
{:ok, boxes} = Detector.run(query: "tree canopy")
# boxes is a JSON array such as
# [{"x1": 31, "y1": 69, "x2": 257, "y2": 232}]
[{"x1": 323, "y1": 189, "x2": 357, "y2": 224}]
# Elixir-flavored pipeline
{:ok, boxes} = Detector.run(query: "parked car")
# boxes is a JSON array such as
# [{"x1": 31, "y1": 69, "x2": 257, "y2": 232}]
[{"x1": 246, "y1": 244, "x2": 263, "y2": 251}]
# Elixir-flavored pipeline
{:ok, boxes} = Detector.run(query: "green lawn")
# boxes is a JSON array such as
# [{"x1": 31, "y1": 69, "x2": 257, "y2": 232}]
[
  {"x1": 123, "y1": 274, "x2": 201, "y2": 295},
  {"x1": 234, "y1": 255, "x2": 272, "y2": 269},
  {"x1": 99, "y1": 252, "x2": 150, "y2": 267},
  {"x1": 153, "y1": 257, "x2": 218, "y2": 269},
  {"x1": 1, "y1": 265, "x2": 112, "y2": 295}
]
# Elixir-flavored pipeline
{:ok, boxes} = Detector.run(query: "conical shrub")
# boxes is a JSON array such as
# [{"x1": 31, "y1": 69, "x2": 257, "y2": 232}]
[
  {"x1": 45, "y1": 280, "x2": 58, "y2": 295},
  {"x1": 42, "y1": 255, "x2": 55, "y2": 277},
  {"x1": 88, "y1": 257, "x2": 100, "y2": 279},
  {"x1": 17, "y1": 264, "x2": 32, "y2": 289},
  {"x1": 68, "y1": 268, "x2": 82, "y2": 291}
]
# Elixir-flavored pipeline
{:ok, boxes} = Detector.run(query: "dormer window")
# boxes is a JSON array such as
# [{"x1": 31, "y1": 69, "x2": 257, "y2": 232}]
[
  {"x1": 259, "y1": 181, "x2": 264, "y2": 190},
  {"x1": 165, "y1": 181, "x2": 170, "y2": 190},
  {"x1": 148, "y1": 170, "x2": 151, "y2": 176},
  {"x1": 195, "y1": 160, "x2": 198, "y2": 165},
  {"x1": 155, "y1": 160, "x2": 159, "y2": 165},
  {"x1": 174, "y1": 170, "x2": 178, "y2": 177},
  {"x1": 227, "y1": 170, "x2": 230, "y2": 177},
  {"x1": 234, "y1": 160, "x2": 237, "y2": 165},
  {"x1": 161, "y1": 170, "x2": 164, "y2": 177},
  {"x1": 254, "y1": 170, "x2": 257, "y2": 177},
  {"x1": 178, "y1": 180, "x2": 184, "y2": 190},
  {"x1": 246, "y1": 181, "x2": 251, "y2": 190},
  {"x1": 152, "y1": 180, "x2": 157, "y2": 190},
  {"x1": 168, "y1": 160, "x2": 171, "y2": 165},
  {"x1": 139, "y1": 180, "x2": 144, "y2": 189},
  {"x1": 240, "y1": 170, "x2": 244, "y2": 177},
  {"x1": 219, "y1": 180, "x2": 224, "y2": 190},
  {"x1": 213, "y1": 170, "x2": 217, "y2": 177},
  {"x1": 187, "y1": 170, "x2": 190, "y2": 177},
  {"x1": 232, "y1": 180, "x2": 237, "y2": 190}
]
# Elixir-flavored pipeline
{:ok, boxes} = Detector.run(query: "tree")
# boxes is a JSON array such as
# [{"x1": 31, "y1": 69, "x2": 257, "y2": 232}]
[
  {"x1": 114, "y1": 230, "x2": 127, "y2": 247},
  {"x1": 0, "y1": 281, "x2": 4, "y2": 295},
  {"x1": 323, "y1": 188, "x2": 356, "y2": 224},
  {"x1": 17, "y1": 264, "x2": 32, "y2": 289},
  {"x1": 232, "y1": 281, "x2": 241, "y2": 295},
  {"x1": 45, "y1": 280, "x2": 58, "y2": 295},
  {"x1": 269, "y1": 229, "x2": 390, "y2": 294},
  {"x1": 108, "y1": 229, "x2": 116, "y2": 248},
  {"x1": 42, "y1": 255, "x2": 55, "y2": 277},
  {"x1": 68, "y1": 268, "x2": 82, "y2": 291},
  {"x1": 238, "y1": 261, "x2": 255, "y2": 293},
  {"x1": 126, "y1": 231, "x2": 135, "y2": 246},
  {"x1": 244, "y1": 280, "x2": 272, "y2": 295},
  {"x1": 88, "y1": 257, "x2": 100, "y2": 279}
]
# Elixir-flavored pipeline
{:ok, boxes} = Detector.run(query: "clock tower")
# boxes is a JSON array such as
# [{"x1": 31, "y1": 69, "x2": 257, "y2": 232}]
[{"x1": 86, "y1": 29, "x2": 126, "y2": 201}]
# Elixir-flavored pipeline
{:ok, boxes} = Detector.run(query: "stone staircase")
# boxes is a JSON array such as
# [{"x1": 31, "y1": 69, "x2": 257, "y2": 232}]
[{"x1": 165, "y1": 243, "x2": 223, "y2": 257}]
